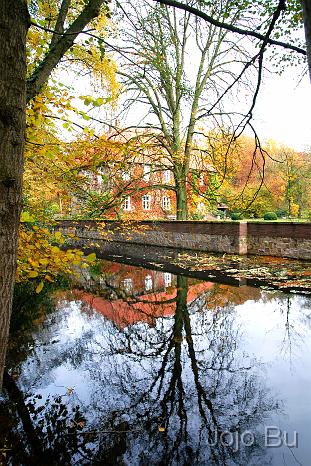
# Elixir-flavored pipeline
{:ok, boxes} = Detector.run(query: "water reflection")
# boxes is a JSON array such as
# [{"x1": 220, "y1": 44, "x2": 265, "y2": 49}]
[{"x1": 1, "y1": 260, "x2": 311, "y2": 465}]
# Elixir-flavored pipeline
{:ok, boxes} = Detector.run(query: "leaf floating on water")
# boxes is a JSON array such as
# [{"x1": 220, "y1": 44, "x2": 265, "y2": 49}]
[
  {"x1": 158, "y1": 426, "x2": 165, "y2": 433},
  {"x1": 86, "y1": 253, "x2": 96, "y2": 263}
]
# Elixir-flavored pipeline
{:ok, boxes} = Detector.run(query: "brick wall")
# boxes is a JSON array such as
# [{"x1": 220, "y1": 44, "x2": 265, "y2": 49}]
[{"x1": 55, "y1": 220, "x2": 311, "y2": 260}]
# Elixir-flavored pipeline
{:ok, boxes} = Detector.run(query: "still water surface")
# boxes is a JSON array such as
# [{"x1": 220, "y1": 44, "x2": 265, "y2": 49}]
[{"x1": 1, "y1": 258, "x2": 311, "y2": 465}]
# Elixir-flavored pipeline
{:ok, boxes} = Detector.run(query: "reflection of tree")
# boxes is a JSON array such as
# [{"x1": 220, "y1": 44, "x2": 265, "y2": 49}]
[
  {"x1": 273, "y1": 293, "x2": 311, "y2": 367},
  {"x1": 3, "y1": 272, "x2": 297, "y2": 465},
  {"x1": 78, "y1": 276, "x2": 279, "y2": 465},
  {"x1": 0, "y1": 371, "x2": 92, "y2": 465}
]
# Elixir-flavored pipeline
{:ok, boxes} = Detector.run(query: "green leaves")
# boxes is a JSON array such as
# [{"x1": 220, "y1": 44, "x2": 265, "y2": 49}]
[
  {"x1": 97, "y1": 37, "x2": 105, "y2": 60},
  {"x1": 80, "y1": 95, "x2": 109, "y2": 107},
  {"x1": 21, "y1": 211, "x2": 35, "y2": 223}
]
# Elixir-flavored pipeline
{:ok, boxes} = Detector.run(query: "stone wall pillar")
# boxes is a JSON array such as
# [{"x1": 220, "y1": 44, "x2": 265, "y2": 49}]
[{"x1": 238, "y1": 221, "x2": 248, "y2": 255}]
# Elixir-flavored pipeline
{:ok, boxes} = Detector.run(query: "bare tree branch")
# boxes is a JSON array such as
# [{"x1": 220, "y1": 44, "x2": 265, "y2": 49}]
[
  {"x1": 302, "y1": 0, "x2": 311, "y2": 80},
  {"x1": 151, "y1": 0, "x2": 306, "y2": 56},
  {"x1": 49, "y1": 0, "x2": 72, "y2": 50},
  {"x1": 27, "y1": 0, "x2": 109, "y2": 102}
]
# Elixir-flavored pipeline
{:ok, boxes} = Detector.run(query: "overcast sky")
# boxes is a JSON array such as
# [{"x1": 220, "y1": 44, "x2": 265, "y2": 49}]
[
  {"x1": 252, "y1": 66, "x2": 310, "y2": 151},
  {"x1": 62, "y1": 12, "x2": 311, "y2": 154}
]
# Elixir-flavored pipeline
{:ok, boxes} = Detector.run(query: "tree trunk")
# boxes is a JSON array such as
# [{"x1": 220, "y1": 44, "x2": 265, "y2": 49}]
[
  {"x1": 26, "y1": 0, "x2": 107, "y2": 102},
  {"x1": 302, "y1": 0, "x2": 311, "y2": 82},
  {"x1": 0, "y1": 0, "x2": 29, "y2": 389},
  {"x1": 176, "y1": 180, "x2": 188, "y2": 220}
]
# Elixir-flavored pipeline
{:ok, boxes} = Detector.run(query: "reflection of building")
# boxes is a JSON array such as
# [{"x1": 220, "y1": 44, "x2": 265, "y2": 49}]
[
  {"x1": 74, "y1": 278, "x2": 215, "y2": 330},
  {"x1": 101, "y1": 262, "x2": 177, "y2": 296},
  {"x1": 71, "y1": 261, "x2": 215, "y2": 329},
  {"x1": 71, "y1": 261, "x2": 262, "y2": 330}
]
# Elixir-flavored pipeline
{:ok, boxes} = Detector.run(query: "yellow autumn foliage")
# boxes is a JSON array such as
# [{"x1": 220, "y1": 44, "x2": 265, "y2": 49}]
[
  {"x1": 17, "y1": 225, "x2": 96, "y2": 293},
  {"x1": 72, "y1": 43, "x2": 119, "y2": 102}
]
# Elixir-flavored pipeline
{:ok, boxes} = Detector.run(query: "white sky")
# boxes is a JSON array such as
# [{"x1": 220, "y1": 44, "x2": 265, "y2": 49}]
[
  {"x1": 59, "y1": 22, "x2": 311, "y2": 154},
  {"x1": 115, "y1": 65, "x2": 311, "y2": 153},
  {"x1": 61, "y1": 62, "x2": 311, "y2": 153},
  {"x1": 252, "y1": 67, "x2": 310, "y2": 151}
]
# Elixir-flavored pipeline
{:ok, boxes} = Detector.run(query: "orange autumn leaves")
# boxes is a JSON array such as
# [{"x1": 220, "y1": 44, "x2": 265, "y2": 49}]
[{"x1": 17, "y1": 222, "x2": 96, "y2": 293}]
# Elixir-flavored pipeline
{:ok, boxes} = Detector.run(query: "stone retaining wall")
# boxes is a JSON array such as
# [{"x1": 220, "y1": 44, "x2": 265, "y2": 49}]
[
  {"x1": 247, "y1": 223, "x2": 311, "y2": 259},
  {"x1": 55, "y1": 220, "x2": 311, "y2": 260}
]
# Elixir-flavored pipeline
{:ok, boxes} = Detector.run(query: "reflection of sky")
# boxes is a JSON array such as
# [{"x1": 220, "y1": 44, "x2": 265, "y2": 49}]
[
  {"x1": 16, "y1": 286, "x2": 311, "y2": 465},
  {"x1": 236, "y1": 294, "x2": 311, "y2": 465}
]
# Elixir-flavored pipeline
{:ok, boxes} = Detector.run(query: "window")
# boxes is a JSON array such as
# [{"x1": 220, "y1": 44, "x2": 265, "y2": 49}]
[
  {"x1": 145, "y1": 275, "x2": 153, "y2": 291},
  {"x1": 163, "y1": 170, "x2": 171, "y2": 183},
  {"x1": 199, "y1": 174, "x2": 205, "y2": 186},
  {"x1": 162, "y1": 196, "x2": 171, "y2": 210},
  {"x1": 122, "y1": 278, "x2": 133, "y2": 292},
  {"x1": 122, "y1": 171, "x2": 130, "y2": 181},
  {"x1": 123, "y1": 196, "x2": 131, "y2": 211},
  {"x1": 143, "y1": 165, "x2": 151, "y2": 181},
  {"x1": 96, "y1": 174, "x2": 103, "y2": 189},
  {"x1": 164, "y1": 272, "x2": 172, "y2": 288},
  {"x1": 142, "y1": 195, "x2": 151, "y2": 210}
]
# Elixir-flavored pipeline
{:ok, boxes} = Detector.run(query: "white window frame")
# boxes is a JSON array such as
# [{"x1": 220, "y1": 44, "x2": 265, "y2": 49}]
[
  {"x1": 162, "y1": 196, "x2": 171, "y2": 210},
  {"x1": 164, "y1": 272, "x2": 172, "y2": 288},
  {"x1": 122, "y1": 171, "x2": 130, "y2": 181},
  {"x1": 145, "y1": 275, "x2": 153, "y2": 291},
  {"x1": 142, "y1": 194, "x2": 151, "y2": 210},
  {"x1": 123, "y1": 278, "x2": 133, "y2": 292},
  {"x1": 143, "y1": 164, "x2": 151, "y2": 182},
  {"x1": 123, "y1": 196, "x2": 131, "y2": 211},
  {"x1": 163, "y1": 170, "x2": 171, "y2": 183},
  {"x1": 199, "y1": 173, "x2": 205, "y2": 186}
]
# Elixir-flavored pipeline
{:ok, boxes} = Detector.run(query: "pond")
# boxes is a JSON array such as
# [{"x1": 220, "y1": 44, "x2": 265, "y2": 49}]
[{"x1": 1, "y1": 253, "x2": 311, "y2": 466}]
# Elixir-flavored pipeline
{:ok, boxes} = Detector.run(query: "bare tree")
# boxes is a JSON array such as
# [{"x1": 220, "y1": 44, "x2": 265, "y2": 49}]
[
  {"x1": 114, "y1": 0, "x2": 257, "y2": 219},
  {"x1": 152, "y1": 0, "x2": 308, "y2": 77}
]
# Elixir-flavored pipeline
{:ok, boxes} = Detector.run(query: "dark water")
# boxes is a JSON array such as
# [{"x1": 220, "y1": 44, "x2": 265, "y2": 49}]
[{"x1": 1, "y1": 258, "x2": 311, "y2": 465}]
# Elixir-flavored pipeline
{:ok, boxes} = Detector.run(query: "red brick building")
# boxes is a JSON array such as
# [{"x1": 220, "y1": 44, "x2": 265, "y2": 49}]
[
  {"x1": 80, "y1": 155, "x2": 215, "y2": 220},
  {"x1": 71, "y1": 130, "x2": 216, "y2": 219}
]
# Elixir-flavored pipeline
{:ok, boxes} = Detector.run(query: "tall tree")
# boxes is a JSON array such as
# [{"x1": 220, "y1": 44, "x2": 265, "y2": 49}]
[
  {"x1": 0, "y1": 0, "x2": 110, "y2": 388},
  {"x1": 275, "y1": 146, "x2": 311, "y2": 217},
  {"x1": 115, "y1": 0, "x2": 255, "y2": 219},
  {"x1": 0, "y1": 0, "x2": 29, "y2": 390}
]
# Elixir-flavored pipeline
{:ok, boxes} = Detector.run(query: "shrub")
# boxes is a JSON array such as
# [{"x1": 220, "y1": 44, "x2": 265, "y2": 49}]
[
  {"x1": 264, "y1": 211, "x2": 277, "y2": 220},
  {"x1": 191, "y1": 212, "x2": 205, "y2": 221},
  {"x1": 231, "y1": 212, "x2": 244, "y2": 220},
  {"x1": 275, "y1": 208, "x2": 287, "y2": 218},
  {"x1": 213, "y1": 210, "x2": 225, "y2": 219}
]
